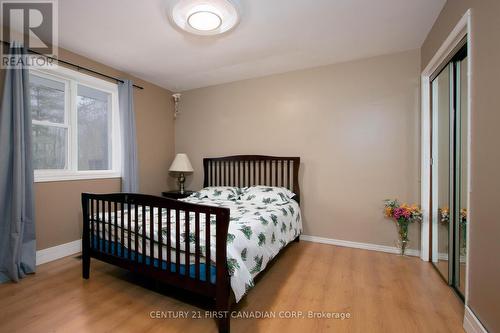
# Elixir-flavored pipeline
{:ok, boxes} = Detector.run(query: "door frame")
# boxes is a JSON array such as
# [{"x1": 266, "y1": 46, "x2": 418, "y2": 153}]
[{"x1": 420, "y1": 9, "x2": 472, "y2": 303}]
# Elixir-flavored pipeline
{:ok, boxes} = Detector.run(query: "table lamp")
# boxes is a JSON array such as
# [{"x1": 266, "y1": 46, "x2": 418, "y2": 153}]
[{"x1": 169, "y1": 153, "x2": 194, "y2": 194}]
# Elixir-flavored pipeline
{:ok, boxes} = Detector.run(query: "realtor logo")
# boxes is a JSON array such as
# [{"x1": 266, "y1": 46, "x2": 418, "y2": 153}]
[{"x1": 1, "y1": 0, "x2": 58, "y2": 68}]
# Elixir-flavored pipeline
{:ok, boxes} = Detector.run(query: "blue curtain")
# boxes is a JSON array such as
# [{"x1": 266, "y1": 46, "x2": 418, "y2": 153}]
[
  {"x1": 0, "y1": 43, "x2": 36, "y2": 282},
  {"x1": 118, "y1": 79, "x2": 139, "y2": 192}
]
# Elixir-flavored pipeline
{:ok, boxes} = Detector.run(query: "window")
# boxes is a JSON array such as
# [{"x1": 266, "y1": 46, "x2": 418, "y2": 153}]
[
  {"x1": 30, "y1": 67, "x2": 120, "y2": 182},
  {"x1": 77, "y1": 85, "x2": 112, "y2": 171}
]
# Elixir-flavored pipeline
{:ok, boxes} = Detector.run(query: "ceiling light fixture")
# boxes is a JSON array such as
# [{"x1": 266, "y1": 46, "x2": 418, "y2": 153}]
[
  {"x1": 170, "y1": 0, "x2": 240, "y2": 36},
  {"x1": 188, "y1": 11, "x2": 222, "y2": 31}
]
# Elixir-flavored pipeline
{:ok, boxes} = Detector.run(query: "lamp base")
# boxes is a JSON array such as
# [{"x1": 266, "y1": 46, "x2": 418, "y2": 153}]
[{"x1": 178, "y1": 173, "x2": 186, "y2": 194}]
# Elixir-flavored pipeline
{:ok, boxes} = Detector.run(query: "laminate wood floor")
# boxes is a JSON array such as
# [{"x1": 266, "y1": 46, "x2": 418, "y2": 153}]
[{"x1": 0, "y1": 241, "x2": 465, "y2": 333}]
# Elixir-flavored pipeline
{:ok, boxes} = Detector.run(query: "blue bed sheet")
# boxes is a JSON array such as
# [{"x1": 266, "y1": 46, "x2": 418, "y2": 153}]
[{"x1": 91, "y1": 237, "x2": 216, "y2": 284}]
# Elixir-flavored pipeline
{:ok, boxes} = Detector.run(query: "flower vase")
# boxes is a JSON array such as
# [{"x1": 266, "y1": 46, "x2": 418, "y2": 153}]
[
  {"x1": 397, "y1": 222, "x2": 409, "y2": 256},
  {"x1": 460, "y1": 223, "x2": 467, "y2": 256},
  {"x1": 398, "y1": 239, "x2": 409, "y2": 256}
]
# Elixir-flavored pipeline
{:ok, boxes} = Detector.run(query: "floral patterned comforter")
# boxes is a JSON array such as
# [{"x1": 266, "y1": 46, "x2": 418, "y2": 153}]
[
  {"x1": 93, "y1": 195, "x2": 302, "y2": 302},
  {"x1": 181, "y1": 196, "x2": 302, "y2": 301}
]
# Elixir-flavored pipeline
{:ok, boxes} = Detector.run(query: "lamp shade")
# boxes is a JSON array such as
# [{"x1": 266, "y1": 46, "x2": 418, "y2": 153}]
[{"x1": 169, "y1": 153, "x2": 194, "y2": 172}]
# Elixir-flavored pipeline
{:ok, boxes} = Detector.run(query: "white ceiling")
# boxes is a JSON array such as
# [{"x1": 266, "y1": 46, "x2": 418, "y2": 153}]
[{"x1": 56, "y1": 0, "x2": 445, "y2": 91}]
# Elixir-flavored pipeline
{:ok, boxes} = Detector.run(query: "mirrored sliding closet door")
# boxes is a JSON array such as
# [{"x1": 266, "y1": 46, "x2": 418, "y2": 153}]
[{"x1": 430, "y1": 42, "x2": 468, "y2": 299}]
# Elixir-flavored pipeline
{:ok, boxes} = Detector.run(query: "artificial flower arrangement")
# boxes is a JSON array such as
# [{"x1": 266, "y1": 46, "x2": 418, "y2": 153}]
[
  {"x1": 439, "y1": 207, "x2": 450, "y2": 224},
  {"x1": 439, "y1": 206, "x2": 467, "y2": 226},
  {"x1": 460, "y1": 208, "x2": 467, "y2": 224},
  {"x1": 438, "y1": 207, "x2": 467, "y2": 254},
  {"x1": 384, "y1": 199, "x2": 423, "y2": 255},
  {"x1": 460, "y1": 208, "x2": 468, "y2": 254}
]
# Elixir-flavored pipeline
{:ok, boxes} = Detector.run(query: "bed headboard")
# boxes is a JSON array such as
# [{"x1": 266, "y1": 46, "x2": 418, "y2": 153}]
[{"x1": 203, "y1": 155, "x2": 301, "y2": 204}]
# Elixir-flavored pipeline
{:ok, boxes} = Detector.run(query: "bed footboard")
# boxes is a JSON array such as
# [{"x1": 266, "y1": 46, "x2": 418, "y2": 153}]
[{"x1": 81, "y1": 192, "x2": 231, "y2": 332}]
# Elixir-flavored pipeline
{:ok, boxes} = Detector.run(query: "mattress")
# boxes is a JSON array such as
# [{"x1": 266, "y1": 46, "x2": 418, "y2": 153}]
[
  {"x1": 92, "y1": 238, "x2": 217, "y2": 283},
  {"x1": 91, "y1": 195, "x2": 302, "y2": 302}
]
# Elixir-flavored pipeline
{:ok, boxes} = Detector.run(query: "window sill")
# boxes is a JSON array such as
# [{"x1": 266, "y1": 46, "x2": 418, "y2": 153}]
[{"x1": 34, "y1": 171, "x2": 121, "y2": 183}]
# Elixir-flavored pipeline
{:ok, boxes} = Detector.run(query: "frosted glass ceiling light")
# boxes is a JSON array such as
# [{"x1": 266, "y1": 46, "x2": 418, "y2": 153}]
[
  {"x1": 171, "y1": 0, "x2": 240, "y2": 36},
  {"x1": 188, "y1": 11, "x2": 222, "y2": 31}
]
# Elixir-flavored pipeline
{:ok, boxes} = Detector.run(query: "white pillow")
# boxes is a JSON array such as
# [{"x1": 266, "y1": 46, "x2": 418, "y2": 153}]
[
  {"x1": 191, "y1": 186, "x2": 242, "y2": 201},
  {"x1": 240, "y1": 186, "x2": 295, "y2": 204}
]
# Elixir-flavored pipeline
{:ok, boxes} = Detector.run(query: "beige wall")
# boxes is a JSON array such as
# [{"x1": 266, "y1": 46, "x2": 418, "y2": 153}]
[
  {"x1": 421, "y1": 1, "x2": 500, "y2": 332},
  {"x1": 34, "y1": 179, "x2": 120, "y2": 248},
  {"x1": 0, "y1": 48, "x2": 176, "y2": 250},
  {"x1": 176, "y1": 49, "x2": 421, "y2": 250}
]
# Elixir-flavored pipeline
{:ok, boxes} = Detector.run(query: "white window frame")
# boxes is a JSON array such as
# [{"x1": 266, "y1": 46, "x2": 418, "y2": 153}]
[{"x1": 30, "y1": 66, "x2": 121, "y2": 182}]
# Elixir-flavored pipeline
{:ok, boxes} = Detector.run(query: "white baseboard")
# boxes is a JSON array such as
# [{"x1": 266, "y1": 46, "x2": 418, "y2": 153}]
[
  {"x1": 433, "y1": 253, "x2": 466, "y2": 262},
  {"x1": 463, "y1": 306, "x2": 488, "y2": 333},
  {"x1": 36, "y1": 239, "x2": 82, "y2": 266},
  {"x1": 300, "y1": 235, "x2": 420, "y2": 257},
  {"x1": 438, "y1": 252, "x2": 448, "y2": 261}
]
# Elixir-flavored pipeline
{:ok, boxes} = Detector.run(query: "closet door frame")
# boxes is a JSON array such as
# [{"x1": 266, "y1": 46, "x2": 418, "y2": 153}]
[
  {"x1": 429, "y1": 45, "x2": 467, "y2": 294},
  {"x1": 420, "y1": 9, "x2": 472, "y2": 303},
  {"x1": 451, "y1": 48, "x2": 468, "y2": 295}
]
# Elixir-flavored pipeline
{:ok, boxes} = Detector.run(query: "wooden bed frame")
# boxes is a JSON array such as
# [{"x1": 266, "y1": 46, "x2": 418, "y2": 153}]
[{"x1": 81, "y1": 155, "x2": 300, "y2": 333}]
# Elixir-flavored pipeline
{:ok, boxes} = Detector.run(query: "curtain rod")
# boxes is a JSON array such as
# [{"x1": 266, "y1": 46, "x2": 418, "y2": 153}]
[{"x1": 1, "y1": 40, "x2": 144, "y2": 90}]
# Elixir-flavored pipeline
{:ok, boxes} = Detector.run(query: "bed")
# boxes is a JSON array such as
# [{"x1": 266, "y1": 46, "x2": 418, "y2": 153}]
[{"x1": 81, "y1": 155, "x2": 301, "y2": 333}]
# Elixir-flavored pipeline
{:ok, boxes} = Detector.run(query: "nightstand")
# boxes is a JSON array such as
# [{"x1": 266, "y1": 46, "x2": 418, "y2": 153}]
[{"x1": 161, "y1": 190, "x2": 194, "y2": 199}]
